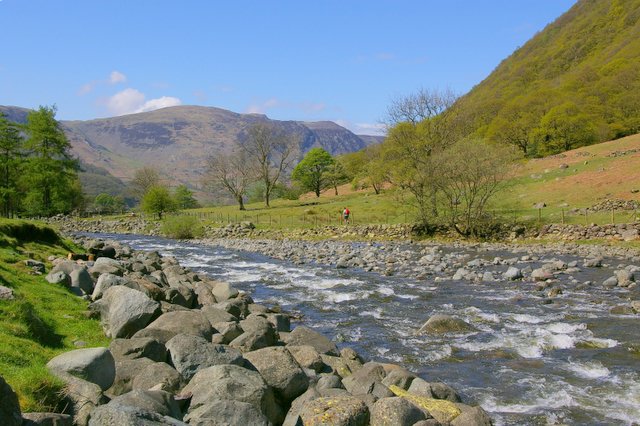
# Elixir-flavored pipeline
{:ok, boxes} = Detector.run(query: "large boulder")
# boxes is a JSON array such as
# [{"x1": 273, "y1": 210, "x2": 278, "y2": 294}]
[
  {"x1": 132, "y1": 362, "x2": 184, "y2": 393},
  {"x1": 244, "y1": 346, "x2": 309, "y2": 402},
  {"x1": 287, "y1": 345, "x2": 325, "y2": 373},
  {"x1": 96, "y1": 286, "x2": 161, "y2": 338},
  {"x1": 60, "y1": 376, "x2": 107, "y2": 426},
  {"x1": 450, "y1": 405, "x2": 493, "y2": 426},
  {"x1": 109, "y1": 338, "x2": 167, "y2": 362},
  {"x1": 108, "y1": 358, "x2": 156, "y2": 396},
  {"x1": 165, "y1": 333, "x2": 244, "y2": 380},
  {"x1": 89, "y1": 257, "x2": 125, "y2": 277},
  {"x1": 45, "y1": 271, "x2": 70, "y2": 286},
  {"x1": 209, "y1": 280, "x2": 239, "y2": 302},
  {"x1": 184, "y1": 400, "x2": 270, "y2": 426},
  {"x1": 21, "y1": 412, "x2": 73, "y2": 426},
  {"x1": 69, "y1": 268, "x2": 94, "y2": 294},
  {"x1": 229, "y1": 315, "x2": 278, "y2": 352},
  {"x1": 408, "y1": 377, "x2": 461, "y2": 402},
  {"x1": 298, "y1": 396, "x2": 369, "y2": 426},
  {"x1": 0, "y1": 375, "x2": 22, "y2": 426},
  {"x1": 133, "y1": 310, "x2": 214, "y2": 343},
  {"x1": 47, "y1": 347, "x2": 115, "y2": 391},
  {"x1": 88, "y1": 390, "x2": 185, "y2": 426},
  {"x1": 91, "y1": 273, "x2": 131, "y2": 300},
  {"x1": 342, "y1": 362, "x2": 393, "y2": 399},
  {"x1": 286, "y1": 326, "x2": 339, "y2": 355},
  {"x1": 182, "y1": 364, "x2": 282, "y2": 425},
  {"x1": 201, "y1": 305, "x2": 238, "y2": 324},
  {"x1": 417, "y1": 315, "x2": 476, "y2": 334},
  {"x1": 370, "y1": 397, "x2": 427, "y2": 426}
]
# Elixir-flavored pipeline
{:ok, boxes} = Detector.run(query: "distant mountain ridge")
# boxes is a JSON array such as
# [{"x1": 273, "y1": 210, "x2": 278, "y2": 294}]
[{"x1": 1, "y1": 105, "x2": 379, "y2": 195}]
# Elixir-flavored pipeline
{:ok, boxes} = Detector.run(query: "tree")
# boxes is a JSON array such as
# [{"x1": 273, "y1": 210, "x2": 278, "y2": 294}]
[
  {"x1": 486, "y1": 102, "x2": 539, "y2": 156},
  {"x1": 131, "y1": 167, "x2": 161, "y2": 200},
  {"x1": 243, "y1": 123, "x2": 297, "y2": 207},
  {"x1": 432, "y1": 139, "x2": 517, "y2": 237},
  {"x1": 204, "y1": 150, "x2": 252, "y2": 210},
  {"x1": 291, "y1": 148, "x2": 335, "y2": 197},
  {"x1": 21, "y1": 105, "x2": 80, "y2": 216},
  {"x1": 381, "y1": 89, "x2": 461, "y2": 221},
  {"x1": 0, "y1": 113, "x2": 23, "y2": 217},
  {"x1": 141, "y1": 185, "x2": 176, "y2": 219},
  {"x1": 535, "y1": 102, "x2": 597, "y2": 155},
  {"x1": 94, "y1": 193, "x2": 124, "y2": 213},
  {"x1": 173, "y1": 184, "x2": 200, "y2": 209}
]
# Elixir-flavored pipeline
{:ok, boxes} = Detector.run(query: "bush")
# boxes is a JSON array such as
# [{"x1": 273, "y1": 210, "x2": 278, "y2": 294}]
[{"x1": 160, "y1": 215, "x2": 204, "y2": 239}]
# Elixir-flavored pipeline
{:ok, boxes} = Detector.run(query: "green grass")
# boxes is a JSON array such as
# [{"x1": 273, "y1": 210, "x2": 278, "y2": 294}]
[{"x1": 0, "y1": 219, "x2": 109, "y2": 412}]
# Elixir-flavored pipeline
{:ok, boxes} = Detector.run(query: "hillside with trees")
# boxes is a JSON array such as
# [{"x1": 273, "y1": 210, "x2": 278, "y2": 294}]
[{"x1": 456, "y1": 0, "x2": 640, "y2": 156}]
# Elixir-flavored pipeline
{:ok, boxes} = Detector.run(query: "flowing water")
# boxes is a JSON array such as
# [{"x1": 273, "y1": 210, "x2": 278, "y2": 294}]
[{"x1": 92, "y1": 233, "x2": 640, "y2": 425}]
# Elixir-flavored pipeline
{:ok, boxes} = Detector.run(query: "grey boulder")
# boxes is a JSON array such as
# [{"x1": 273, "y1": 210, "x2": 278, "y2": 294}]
[
  {"x1": 244, "y1": 346, "x2": 309, "y2": 402},
  {"x1": 165, "y1": 333, "x2": 243, "y2": 380},
  {"x1": 97, "y1": 286, "x2": 161, "y2": 338},
  {"x1": 46, "y1": 347, "x2": 115, "y2": 391}
]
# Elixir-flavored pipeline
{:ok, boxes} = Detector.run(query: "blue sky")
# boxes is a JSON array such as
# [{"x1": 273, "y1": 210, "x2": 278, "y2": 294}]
[{"x1": 1, "y1": 0, "x2": 576, "y2": 135}]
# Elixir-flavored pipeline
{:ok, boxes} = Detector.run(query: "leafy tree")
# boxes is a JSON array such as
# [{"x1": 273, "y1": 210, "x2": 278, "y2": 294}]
[
  {"x1": 535, "y1": 102, "x2": 597, "y2": 155},
  {"x1": 141, "y1": 185, "x2": 176, "y2": 219},
  {"x1": 173, "y1": 184, "x2": 200, "y2": 209},
  {"x1": 131, "y1": 167, "x2": 161, "y2": 200},
  {"x1": 21, "y1": 105, "x2": 80, "y2": 216},
  {"x1": 0, "y1": 113, "x2": 23, "y2": 217},
  {"x1": 291, "y1": 148, "x2": 335, "y2": 197},
  {"x1": 243, "y1": 123, "x2": 297, "y2": 207},
  {"x1": 94, "y1": 193, "x2": 125, "y2": 213},
  {"x1": 325, "y1": 158, "x2": 349, "y2": 196},
  {"x1": 204, "y1": 150, "x2": 251, "y2": 210}
]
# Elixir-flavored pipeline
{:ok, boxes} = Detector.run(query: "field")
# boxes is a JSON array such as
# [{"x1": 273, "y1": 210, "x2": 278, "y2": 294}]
[{"x1": 178, "y1": 134, "x2": 640, "y2": 229}]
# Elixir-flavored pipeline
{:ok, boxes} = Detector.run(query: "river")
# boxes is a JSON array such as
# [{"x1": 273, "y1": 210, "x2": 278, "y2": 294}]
[{"x1": 91, "y1": 233, "x2": 640, "y2": 425}]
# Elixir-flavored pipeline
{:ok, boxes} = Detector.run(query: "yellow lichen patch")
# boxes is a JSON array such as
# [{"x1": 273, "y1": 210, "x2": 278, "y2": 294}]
[{"x1": 389, "y1": 384, "x2": 461, "y2": 423}]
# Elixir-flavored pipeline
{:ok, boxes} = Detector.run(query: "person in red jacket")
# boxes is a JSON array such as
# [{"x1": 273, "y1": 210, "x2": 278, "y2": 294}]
[{"x1": 342, "y1": 207, "x2": 350, "y2": 224}]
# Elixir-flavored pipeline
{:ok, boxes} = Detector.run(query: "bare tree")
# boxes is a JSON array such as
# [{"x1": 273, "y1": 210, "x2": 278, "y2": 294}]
[
  {"x1": 384, "y1": 87, "x2": 458, "y2": 126},
  {"x1": 131, "y1": 167, "x2": 161, "y2": 200},
  {"x1": 243, "y1": 123, "x2": 297, "y2": 207},
  {"x1": 204, "y1": 150, "x2": 251, "y2": 210}
]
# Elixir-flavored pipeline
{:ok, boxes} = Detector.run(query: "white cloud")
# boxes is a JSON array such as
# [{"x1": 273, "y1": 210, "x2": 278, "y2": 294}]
[
  {"x1": 335, "y1": 119, "x2": 386, "y2": 136},
  {"x1": 246, "y1": 98, "x2": 281, "y2": 114},
  {"x1": 135, "y1": 96, "x2": 182, "y2": 113},
  {"x1": 109, "y1": 70, "x2": 127, "y2": 84},
  {"x1": 105, "y1": 88, "x2": 182, "y2": 116}
]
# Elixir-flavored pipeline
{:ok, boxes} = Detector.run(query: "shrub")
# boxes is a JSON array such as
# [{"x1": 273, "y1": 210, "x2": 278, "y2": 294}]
[{"x1": 161, "y1": 215, "x2": 203, "y2": 239}]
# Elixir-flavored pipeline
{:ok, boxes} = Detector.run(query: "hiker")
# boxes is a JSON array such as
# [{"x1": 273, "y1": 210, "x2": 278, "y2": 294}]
[{"x1": 342, "y1": 207, "x2": 350, "y2": 224}]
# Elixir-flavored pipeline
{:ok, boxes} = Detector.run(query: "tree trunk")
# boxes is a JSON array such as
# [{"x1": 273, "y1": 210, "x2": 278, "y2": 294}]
[{"x1": 237, "y1": 195, "x2": 245, "y2": 211}]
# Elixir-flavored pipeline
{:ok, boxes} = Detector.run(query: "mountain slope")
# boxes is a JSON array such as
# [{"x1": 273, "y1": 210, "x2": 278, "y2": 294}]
[{"x1": 457, "y1": 0, "x2": 640, "y2": 155}]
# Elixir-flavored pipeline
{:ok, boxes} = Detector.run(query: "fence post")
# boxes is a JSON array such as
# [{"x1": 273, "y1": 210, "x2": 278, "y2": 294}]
[
  {"x1": 538, "y1": 208, "x2": 542, "y2": 223},
  {"x1": 611, "y1": 208, "x2": 615, "y2": 224},
  {"x1": 561, "y1": 209, "x2": 565, "y2": 224},
  {"x1": 585, "y1": 209, "x2": 588, "y2": 225}
]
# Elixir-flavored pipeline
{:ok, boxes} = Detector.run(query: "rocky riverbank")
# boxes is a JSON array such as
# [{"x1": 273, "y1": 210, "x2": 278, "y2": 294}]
[{"x1": 1, "y1": 235, "x2": 493, "y2": 426}]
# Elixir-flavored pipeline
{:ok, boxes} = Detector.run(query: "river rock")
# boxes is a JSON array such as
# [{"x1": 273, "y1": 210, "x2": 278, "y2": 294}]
[
  {"x1": 47, "y1": 347, "x2": 115, "y2": 391},
  {"x1": 109, "y1": 337, "x2": 167, "y2": 362},
  {"x1": 131, "y1": 362, "x2": 184, "y2": 393},
  {"x1": 531, "y1": 268, "x2": 554, "y2": 281},
  {"x1": 97, "y1": 286, "x2": 161, "y2": 338},
  {"x1": 502, "y1": 267, "x2": 522, "y2": 280},
  {"x1": 603, "y1": 276, "x2": 619, "y2": 288},
  {"x1": 133, "y1": 310, "x2": 214, "y2": 343},
  {"x1": 182, "y1": 364, "x2": 282, "y2": 425},
  {"x1": 184, "y1": 399, "x2": 270, "y2": 426},
  {"x1": 583, "y1": 257, "x2": 603, "y2": 267},
  {"x1": 370, "y1": 396, "x2": 427, "y2": 426},
  {"x1": 450, "y1": 405, "x2": 493, "y2": 426},
  {"x1": 417, "y1": 314, "x2": 476, "y2": 334},
  {"x1": 0, "y1": 375, "x2": 21, "y2": 426},
  {"x1": 343, "y1": 362, "x2": 393, "y2": 399},
  {"x1": 298, "y1": 395, "x2": 369, "y2": 426},
  {"x1": 201, "y1": 305, "x2": 238, "y2": 324},
  {"x1": 286, "y1": 325, "x2": 339, "y2": 355},
  {"x1": 244, "y1": 346, "x2": 309, "y2": 402},
  {"x1": 0, "y1": 285, "x2": 14, "y2": 300},
  {"x1": 614, "y1": 269, "x2": 635, "y2": 287},
  {"x1": 209, "y1": 280, "x2": 239, "y2": 302},
  {"x1": 60, "y1": 375, "x2": 108, "y2": 425},
  {"x1": 287, "y1": 345, "x2": 325, "y2": 373},
  {"x1": 165, "y1": 333, "x2": 244, "y2": 380},
  {"x1": 21, "y1": 412, "x2": 73, "y2": 426},
  {"x1": 381, "y1": 368, "x2": 416, "y2": 390}
]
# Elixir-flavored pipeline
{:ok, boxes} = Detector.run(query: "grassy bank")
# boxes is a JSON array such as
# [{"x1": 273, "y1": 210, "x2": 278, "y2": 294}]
[{"x1": 0, "y1": 220, "x2": 109, "y2": 412}]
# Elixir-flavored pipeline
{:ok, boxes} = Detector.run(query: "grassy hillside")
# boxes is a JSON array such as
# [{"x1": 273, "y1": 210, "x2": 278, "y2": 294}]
[
  {"x1": 0, "y1": 220, "x2": 108, "y2": 412},
  {"x1": 457, "y1": 0, "x2": 640, "y2": 155}
]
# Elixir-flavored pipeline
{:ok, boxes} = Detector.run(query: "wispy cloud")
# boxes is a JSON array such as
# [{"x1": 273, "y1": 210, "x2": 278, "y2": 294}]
[
  {"x1": 105, "y1": 88, "x2": 181, "y2": 116},
  {"x1": 78, "y1": 70, "x2": 127, "y2": 95},
  {"x1": 109, "y1": 70, "x2": 127, "y2": 84}
]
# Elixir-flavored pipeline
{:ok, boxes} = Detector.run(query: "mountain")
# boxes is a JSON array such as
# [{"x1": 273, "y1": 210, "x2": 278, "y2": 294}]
[
  {"x1": 456, "y1": 0, "x2": 640, "y2": 156},
  {"x1": 61, "y1": 105, "x2": 374, "y2": 189},
  {"x1": 2, "y1": 105, "x2": 376, "y2": 198}
]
